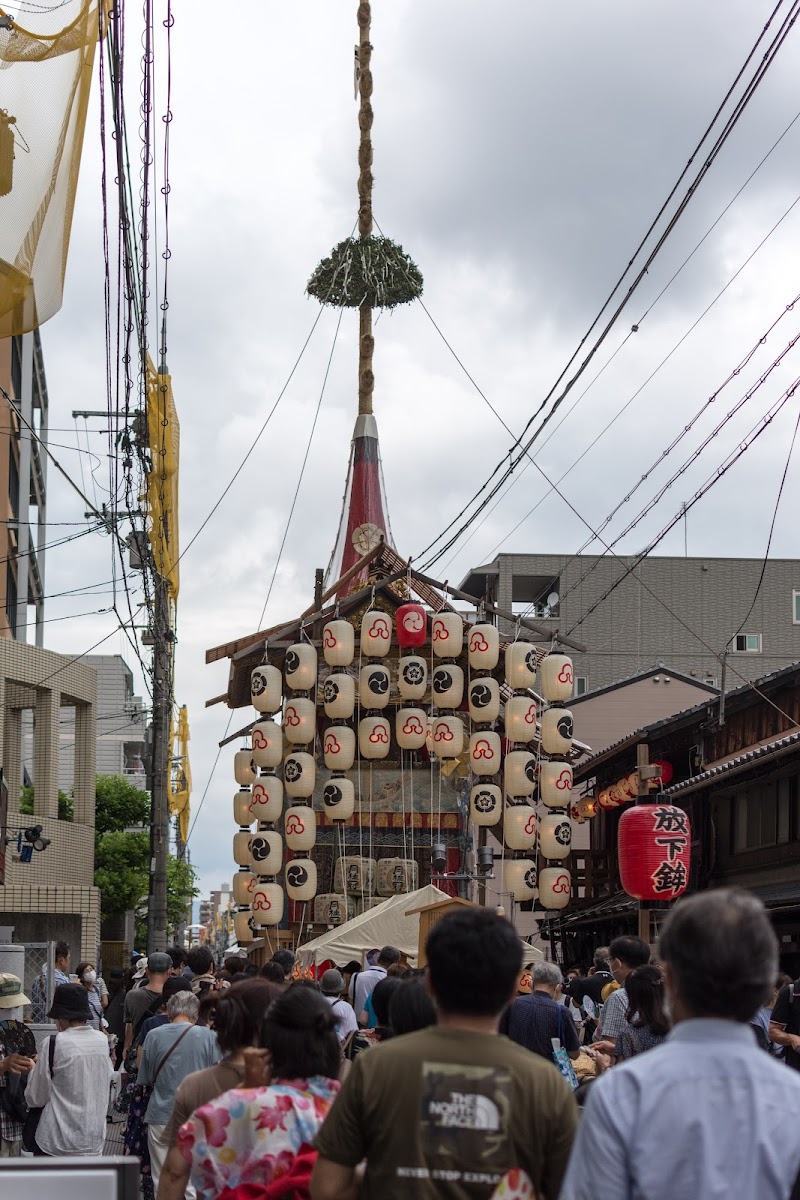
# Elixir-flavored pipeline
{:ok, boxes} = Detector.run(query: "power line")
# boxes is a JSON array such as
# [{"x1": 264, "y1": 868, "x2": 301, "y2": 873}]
[{"x1": 413, "y1": 2, "x2": 800, "y2": 567}]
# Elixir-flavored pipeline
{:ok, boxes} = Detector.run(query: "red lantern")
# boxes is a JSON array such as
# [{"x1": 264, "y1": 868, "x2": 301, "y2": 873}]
[
  {"x1": 618, "y1": 803, "x2": 691, "y2": 901},
  {"x1": 396, "y1": 603, "x2": 427, "y2": 648},
  {"x1": 652, "y1": 758, "x2": 674, "y2": 786}
]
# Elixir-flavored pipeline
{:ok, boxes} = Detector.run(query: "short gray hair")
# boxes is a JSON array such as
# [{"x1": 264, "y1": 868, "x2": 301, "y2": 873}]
[
  {"x1": 658, "y1": 888, "x2": 777, "y2": 1023},
  {"x1": 167, "y1": 991, "x2": 200, "y2": 1021},
  {"x1": 532, "y1": 961, "x2": 563, "y2": 989}
]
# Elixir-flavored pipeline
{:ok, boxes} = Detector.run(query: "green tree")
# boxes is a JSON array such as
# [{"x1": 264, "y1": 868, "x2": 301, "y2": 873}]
[
  {"x1": 91, "y1": 774, "x2": 197, "y2": 939},
  {"x1": 19, "y1": 784, "x2": 73, "y2": 822}
]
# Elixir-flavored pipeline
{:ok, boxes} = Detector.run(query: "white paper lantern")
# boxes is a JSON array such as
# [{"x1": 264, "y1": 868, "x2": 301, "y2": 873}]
[
  {"x1": 541, "y1": 707, "x2": 574, "y2": 756},
  {"x1": 322, "y1": 776, "x2": 355, "y2": 821},
  {"x1": 322, "y1": 673, "x2": 356, "y2": 719},
  {"x1": 359, "y1": 716, "x2": 391, "y2": 759},
  {"x1": 540, "y1": 812, "x2": 573, "y2": 859},
  {"x1": 505, "y1": 642, "x2": 539, "y2": 691},
  {"x1": 234, "y1": 750, "x2": 256, "y2": 786},
  {"x1": 431, "y1": 612, "x2": 464, "y2": 658},
  {"x1": 376, "y1": 858, "x2": 419, "y2": 896},
  {"x1": 232, "y1": 870, "x2": 255, "y2": 906},
  {"x1": 539, "y1": 866, "x2": 572, "y2": 909},
  {"x1": 360, "y1": 610, "x2": 392, "y2": 657},
  {"x1": 233, "y1": 831, "x2": 254, "y2": 868},
  {"x1": 250, "y1": 775, "x2": 284, "y2": 824},
  {"x1": 233, "y1": 910, "x2": 254, "y2": 942},
  {"x1": 396, "y1": 708, "x2": 427, "y2": 750},
  {"x1": 283, "y1": 752, "x2": 316, "y2": 797},
  {"x1": 470, "y1": 783, "x2": 502, "y2": 826},
  {"x1": 505, "y1": 696, "x2": 538, "y2": 744},
  {"x1": 504, "y1": 750, "x2": 537, "y2": 797},
  {"x1": 334, "y1": 855, "x2": 376, "y2": 896},
  {"x1": 233, "y1": 789, "x2": 255, "y2": 827},
  {"x1": 431, "y1": 715, "x2": 464, "y2": 759},
  {"x1": 250, "y1": 882, "x2": 285, "y2": 926},
  {"x1": 314, "y1": 893, "x2": 356, "y2": 926},
  {"x1": 323, "y1": 726, "x2": 356, "y2": 771},
  {"x1": 247, "y1": 831, "x2": 283, "y2": 875},
  {"x1": 284, "y1": 804, "x2": 317, "y2": 851},
  {"x1": 468, "y1": 622, "x2": 500, "y2": 670},
  {"x1": 284, "y1": 642, "x2": 317, "y2": 691},
  {"x1": 540, "y1": 761, "x2": 573, "y2": 808},
  {"x1": 431, "y1": 664, "x2": 464, "y2": 709},
  {"x1": 359, "y1": 664, "x2": 391, "y2": 710},
  {"x1": 504, "y1": 804, "x2": 538, "y2": 850},
  {"x1": 250, "y1": 664, "x2": 282, "y2": 713},
  {"x1": 468, "y1": 677, "x2": 500, "y2": 723},
  {"x1": 397, "y1": 656, "x2": 427, "y2": 701},
  {"x1": 505, "y1": 858, "x2": 537, "y2": 900},
  {"x1": 323, "y1": 620, "x2": 354, "y2": 667},
  {"x1": 539, "y1": 654, "x2": 574, "y2": 703},
  {"x1": 286, "y1": 857, "x2": 317, "y2": 901},
  {"x1": 282, "y1": 697, "x2": 316, "y2": 745},
  {"x1": 251, "y1": 721, "x2": 282, "y2": 770},
  {"x1": 469, "y1": 731, "x2": 502, "y2": 775}
]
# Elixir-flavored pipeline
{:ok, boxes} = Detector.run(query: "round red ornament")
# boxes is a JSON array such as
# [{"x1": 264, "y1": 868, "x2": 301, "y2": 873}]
[{"x1": 396, "y1": 603, "x2": 427, "y2": 649}]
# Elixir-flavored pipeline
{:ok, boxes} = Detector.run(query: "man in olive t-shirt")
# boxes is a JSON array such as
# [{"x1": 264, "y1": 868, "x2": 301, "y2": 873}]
[{"x1": 311, "y1": 909, "x2": 577, "y2": 1200}]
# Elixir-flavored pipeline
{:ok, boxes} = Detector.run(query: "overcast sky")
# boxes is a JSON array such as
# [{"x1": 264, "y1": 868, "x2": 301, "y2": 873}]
[{"x1": 19, "y1": 0, "x2": 800, "y2": 904}]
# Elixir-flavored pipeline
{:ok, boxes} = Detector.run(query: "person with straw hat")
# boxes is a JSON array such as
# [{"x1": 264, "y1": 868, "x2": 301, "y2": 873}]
[{"x1": 0, "y1": 972, "x2": 34, "y2": 1157}]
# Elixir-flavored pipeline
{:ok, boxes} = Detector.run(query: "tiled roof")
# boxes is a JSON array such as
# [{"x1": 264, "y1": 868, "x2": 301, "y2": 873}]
[{"x1": 664, "y1": 728, "x2": 800, "y2": 798}]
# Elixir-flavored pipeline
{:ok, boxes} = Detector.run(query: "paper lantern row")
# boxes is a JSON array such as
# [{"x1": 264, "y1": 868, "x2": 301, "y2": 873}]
[
  {"x1": 322, "y1": 610, "x2": 468, "y2": 664},
  {"x1": 503, "y1": 860, "x2": 572, "y2": 908},
  {"x1": 598, "y1": 759, "x2": 674, "y2": 810}
]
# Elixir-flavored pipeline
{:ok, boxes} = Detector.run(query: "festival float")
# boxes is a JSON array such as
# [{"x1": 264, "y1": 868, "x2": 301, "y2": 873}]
[{"x1": 205, "y1": 2, "x2": 588, "y2": 952}]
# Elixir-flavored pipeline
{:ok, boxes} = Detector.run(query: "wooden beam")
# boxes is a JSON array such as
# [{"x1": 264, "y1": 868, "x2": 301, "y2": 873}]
[
  {"x1": 299, "y1": 539, "x2": 385, "y2": 619},
  {"x1": 205, "y1": 693, "x2": 228, "y2": 709}
]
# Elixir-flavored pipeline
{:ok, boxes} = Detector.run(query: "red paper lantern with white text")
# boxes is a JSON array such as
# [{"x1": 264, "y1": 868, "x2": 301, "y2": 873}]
[
  {"x1": 396, "y1": 603, "x2": 427, "y2": 648},
  {"x1": 618, "y1": 803, "x2": 691, "y2": 901}
]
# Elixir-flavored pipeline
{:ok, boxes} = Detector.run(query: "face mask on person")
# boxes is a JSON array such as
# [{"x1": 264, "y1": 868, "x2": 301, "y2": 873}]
[
  {"x1": 83, "y1": 970, "x2": 97, "y2": 985},
  {"x1": 3, "y1": 1006, "x2": 23, "y2": 1022}
]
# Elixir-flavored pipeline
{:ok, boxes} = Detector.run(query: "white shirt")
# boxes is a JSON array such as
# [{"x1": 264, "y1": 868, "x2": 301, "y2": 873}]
[
  {"x1": 351, "y1": 966, "x2": 386, "y2": 1018},
  {"x1": 26, "y1": 1024, "x2": 112, "y2": 1156},
  {"x1": 325, "y1": 995, "x2": 358, "y2": 1042},
  {"x1": 560, "y1": 1018, "x2": 800, "y2": 1200}
]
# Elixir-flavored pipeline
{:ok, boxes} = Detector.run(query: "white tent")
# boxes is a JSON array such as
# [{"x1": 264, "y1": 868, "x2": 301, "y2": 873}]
[{"x1": 295, "y1": 885, "x2": 543, "y2": 968}]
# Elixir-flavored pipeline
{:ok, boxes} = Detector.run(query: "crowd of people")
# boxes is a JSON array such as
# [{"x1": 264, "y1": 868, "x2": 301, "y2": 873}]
[{"x1": 1, "y1": 889, "x2": 800, "y2": 1197}]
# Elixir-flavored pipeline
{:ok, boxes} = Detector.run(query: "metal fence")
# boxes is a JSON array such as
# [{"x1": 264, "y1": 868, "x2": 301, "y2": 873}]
[{"x1": 20, "y1": 941, "x2": 55, "y2": 1023}]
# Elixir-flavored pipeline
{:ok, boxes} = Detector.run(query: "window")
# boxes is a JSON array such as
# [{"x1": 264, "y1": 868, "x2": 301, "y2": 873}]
[
  {"x1": 733, "y1": 634, "x2": 761, "y2": 653},
  {"x1": 732, "y1": 778, "x2": 796, "y2": 853},
  {"x1": 793, "y1": 591, "x2": 800, "y2": 625},
  {"x1": 575, "y1": 676, "x2": 588, "y2": 696}
]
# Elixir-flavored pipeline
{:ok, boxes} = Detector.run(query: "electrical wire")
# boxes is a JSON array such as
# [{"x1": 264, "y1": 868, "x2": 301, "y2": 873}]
[
  {"x1": 185, "y1": 307, "x2": 346, "y2": 847},
  {"x1": 412, "y1": 1, "x2": 800, "y2": 568}
]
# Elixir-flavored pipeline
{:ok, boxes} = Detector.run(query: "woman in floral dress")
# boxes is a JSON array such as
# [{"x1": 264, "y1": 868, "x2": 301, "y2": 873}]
[{"x1": 159, "y1": 985, "x2": 341, "y2": 1200}]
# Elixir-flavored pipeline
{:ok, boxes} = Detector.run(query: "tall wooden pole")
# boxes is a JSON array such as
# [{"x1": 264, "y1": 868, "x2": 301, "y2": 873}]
[
  {"x1": 357, "y1": 2, "x2": 375, "y2": 417},
  {"x1": 636, "y1": 742, "x2": 651, "y2": 944}
]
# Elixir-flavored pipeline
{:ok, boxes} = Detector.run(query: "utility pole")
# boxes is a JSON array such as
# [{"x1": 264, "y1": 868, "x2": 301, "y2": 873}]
[{"x1": 148, "y1": 570, "x2": 171, "y2": 952}]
